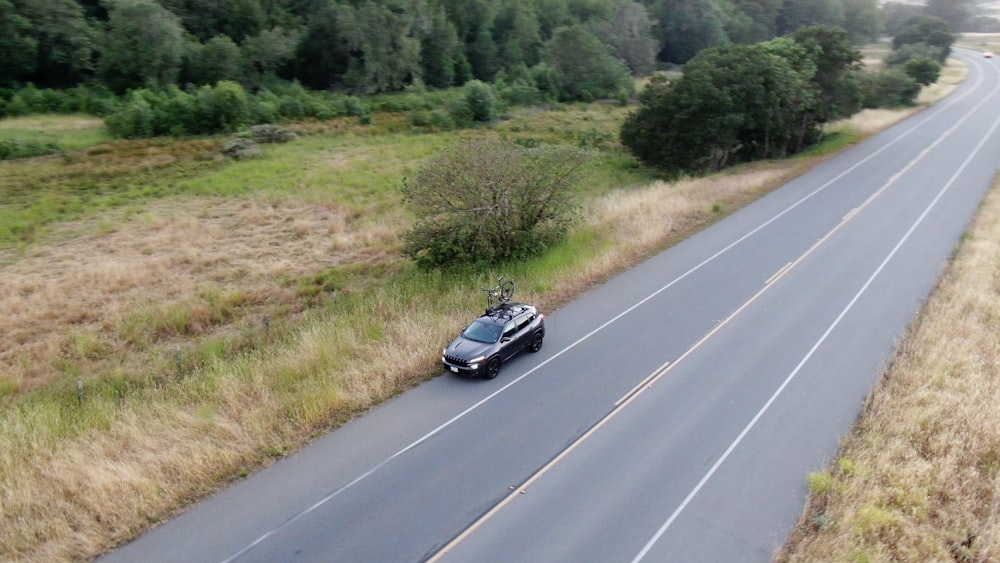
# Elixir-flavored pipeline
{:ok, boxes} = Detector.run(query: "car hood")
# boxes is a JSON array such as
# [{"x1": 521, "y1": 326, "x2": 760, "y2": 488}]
[{"x1": 445, "y1": 337, "x2": 494, "y2": 360}]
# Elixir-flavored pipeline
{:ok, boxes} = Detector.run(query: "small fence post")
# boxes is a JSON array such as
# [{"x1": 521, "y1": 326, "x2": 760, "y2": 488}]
[
  {"x1": 263, "y1": 314, "x2": 271, "y2": 338},
  {"x1": 76, "y1": 380, "x2": 84, "y2": 407},
  {"x1": 175, "y1": 345, "x2": 182, "y2": 374}
]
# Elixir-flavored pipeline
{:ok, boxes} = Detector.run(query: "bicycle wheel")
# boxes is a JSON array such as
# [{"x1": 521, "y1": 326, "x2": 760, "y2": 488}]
[{"x1": 499, "y1": 279, "x2": 514, "y2": 302}]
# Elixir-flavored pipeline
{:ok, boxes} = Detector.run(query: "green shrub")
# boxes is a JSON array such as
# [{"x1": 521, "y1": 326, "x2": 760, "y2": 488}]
[
  {"x1": 105, "y1": 92, "x2": 157, "y2": 138},
  {"x1": 466, "y1": 80, "x2": 498, "y2": 123},
  {"x1": 860, "y1": 69, "x2": 921, "y2": 108},
  {"x1": 409, "y1": 109, "x2": 432, "y2": 127},
  {"x1": 402, "y1": 135, "x2": 590, "y2": 268},
  {"x1": 884, "y1": 42, "x2": 947, "y2": 67},
  {"x1": 249, "y1": 90, "x2": 280, "y2": 123},
  {"x1": 902, "y1": 57, "x2": 941, "y2": 86},
  {"x1": 4, "y1": 94, "x2": 30, "y2": 116},
  {"x1": 807, "y1": 471, "x2": 835, "y2": 496},
  {"x1": 210, "y1": 80, "x2": 250, "y2": 132},
  {"x1": 429, "y1": 109, "x2": 455, "y2": 130},
  {"x1": 0, "y1": 139, "x2": 62, "y2": 160}
]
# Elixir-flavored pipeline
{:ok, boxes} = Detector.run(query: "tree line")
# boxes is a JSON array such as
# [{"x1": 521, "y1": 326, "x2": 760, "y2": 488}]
[{"x1": 1, "y1": 0, "x2": 895, "y2": 98}]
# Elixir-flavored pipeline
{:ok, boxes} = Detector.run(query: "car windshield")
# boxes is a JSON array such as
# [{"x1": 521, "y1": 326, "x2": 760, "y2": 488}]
[{"x1": 462, "y1": 320, "x2": 502, "y2": 343}]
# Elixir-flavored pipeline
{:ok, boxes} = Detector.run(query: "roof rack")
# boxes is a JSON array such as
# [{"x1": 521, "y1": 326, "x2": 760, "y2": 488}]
[{"x1": 483, "y1": 302, "x2": 526, "y2": 320}]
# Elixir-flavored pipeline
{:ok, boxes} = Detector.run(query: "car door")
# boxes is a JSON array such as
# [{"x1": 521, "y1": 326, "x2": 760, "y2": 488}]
[
  {"x1": 510, "y1": 313, "x2": 535, "y2": 355},
  {"x1": 499, "y1": 320, "x2": 519, "y2": 360}
]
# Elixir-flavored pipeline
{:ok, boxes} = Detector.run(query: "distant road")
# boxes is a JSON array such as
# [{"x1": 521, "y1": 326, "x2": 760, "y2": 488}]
[{"x1": 101, "y1": 48, "x2": 1000, "y2": 562}]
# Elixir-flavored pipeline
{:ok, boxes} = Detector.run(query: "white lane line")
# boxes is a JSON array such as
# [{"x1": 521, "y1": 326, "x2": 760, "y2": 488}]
[
  {"x1": 221, "y1": 56, "x2": 987, "y2": 563},
  {"x1": 631, "y1": 66, "x2": 1000, "y2": 563}
]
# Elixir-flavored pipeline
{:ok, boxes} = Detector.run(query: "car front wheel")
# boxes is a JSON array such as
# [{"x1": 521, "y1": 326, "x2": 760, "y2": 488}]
[
  {"x1": 484, "y1": 357, "x2": 501, "y2": 379},
  {"x1": 529, "y1": 331, "x2": 543, "y2": 352}
]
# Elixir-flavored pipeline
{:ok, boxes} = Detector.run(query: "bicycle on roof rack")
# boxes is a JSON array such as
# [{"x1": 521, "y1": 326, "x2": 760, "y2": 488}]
[{"x1": 481, "y1": 276, "x2": 515, "y2": 312}]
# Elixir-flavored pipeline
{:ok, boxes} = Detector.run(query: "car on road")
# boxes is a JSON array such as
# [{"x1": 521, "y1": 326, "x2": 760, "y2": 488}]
[
  {"x1": 442, "y1": 303, "x2": 545, "y2": 379},
  {"x1": 985, "y1": 51, "x2": 995, "y2": 58}
]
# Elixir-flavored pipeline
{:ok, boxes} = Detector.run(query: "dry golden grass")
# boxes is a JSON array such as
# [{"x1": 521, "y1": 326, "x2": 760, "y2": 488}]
[
  {"x1": 779, "y1": 169, "x2": 1000, "y2": 563},
  {"x1": 0, "y1": 196, "x2": 399, "y2": 394},
  {"x1": 0, "y1": 158, "x2": 803, "y2": 563},
  {"x1": 0, "y1": 115, "x2": 104, "y2": 131},
  {"x1": 588, "y1": 169, "x2": 789, "y2": 254},
  {"x1": 959, "y1": 32, "x2": 1000, "y2": 54},
  {"x1": 0, "y1": 69, "x2": 969, "y2": 561}
]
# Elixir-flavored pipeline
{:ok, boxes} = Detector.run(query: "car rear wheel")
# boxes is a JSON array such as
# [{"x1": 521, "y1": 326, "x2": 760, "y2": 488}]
[
  {"x1": 529, "y1": 331, "x2": 543, "y2": 352},
  {"x1": 484, "y1": 357, "x2": 501, "y2": 379}
]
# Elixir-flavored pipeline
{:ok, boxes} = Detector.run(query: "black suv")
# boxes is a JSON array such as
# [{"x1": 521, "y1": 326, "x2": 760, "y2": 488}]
[{"x1": 442, "y1": 303, "x2": 545, "y2": 379}]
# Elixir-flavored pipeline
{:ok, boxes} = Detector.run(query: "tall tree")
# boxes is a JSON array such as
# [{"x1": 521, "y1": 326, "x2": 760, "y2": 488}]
[
  {"x1": 544, "y1": 25, "x2": 632, "y2": 101},
  {"x1": 18, "y1": 0, "x2": 96, "y2": 88},
  {"x1": 0, "y1": 0, "x2": 38, "y2": 87},
  {"x1": 420, "y1": 2, "x2": 460, "y2": 87},
  {"x1": 881, "y1": 2, "x2": 922, "y2": 37},
  {"x1": 722, "y1": 0, "x2": 783, "y2": 44},
  {"x1": 99, "y1": 0, "x2": 185, "y2": 92},
  {"x1": 533, "y1": 0, "x2": 573, "y2": 36},
  {"x1": 776, "y1": 0, "x2": 845, "y2": 35},
  {"x1": 792, "y1": 26, "x2": 861, "y2": 122},
  {"x1": 181, "y1": 34, "x2": 244, "y2": 86},
  {"x1": 621, "y1": 40, "x2": 831, "y2": 173},
  {"x1": 565, "y1": 0, "x2": 616, "y2": 23},
  {"x1": 924, "y1": 0, "x2": 971, "y2": 32},
  {"x1": 600, "y1": 1, "x2": 657, "y2": 75},
  {"x1": 157, "y1": 0, "x2": 267, "y2": 42},
  {"x1": 652, "y1": 0, "x2": 730, "y2": 64},
  {"x1": 241, "y1": 25, "x2": 300, "y2": 86},
  {"x1": 294, "y1": 2, "x2": 351, "y2": 90},
  {"x1": 893, "y1": 15, "x2": 953, "y2": 61},
  {"x1": 494, "y1": 0, "x2": 543, "y2": 68},
  {"x1": 445, "y1": 0, "x2": 500, "y2": 81},
  {"x1": 841, "y1": 0, "x2": 881, "y2": 44},
  {"x1": 340, "y1": 0, "x2": 423, "y2": 93}
]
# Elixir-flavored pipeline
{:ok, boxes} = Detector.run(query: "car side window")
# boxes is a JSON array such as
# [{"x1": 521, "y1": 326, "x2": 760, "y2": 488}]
[
  {"x1": 503, "y1": 321, "x2": 517, "y2": 339},
  {"x1": 516, "y1": 314, "x2": 533, "y2": 333}
]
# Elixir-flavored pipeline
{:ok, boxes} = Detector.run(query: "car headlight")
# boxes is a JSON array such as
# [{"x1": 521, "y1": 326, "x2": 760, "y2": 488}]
[{"x1": 469, "y1": 356, "x2": 485, "y2": 364}]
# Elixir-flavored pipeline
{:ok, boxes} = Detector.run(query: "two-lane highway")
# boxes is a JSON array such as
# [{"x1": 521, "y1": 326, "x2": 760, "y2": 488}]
[{"x1": 102, "y1": 47, "x2": 1000, "y2": 562}]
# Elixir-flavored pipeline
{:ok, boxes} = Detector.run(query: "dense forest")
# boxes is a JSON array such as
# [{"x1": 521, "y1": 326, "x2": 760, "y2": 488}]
[
  {"x1": 3, "y1": 0, "x2": 995, "y2": 98},
  {"x1": 1, "y1": 0, "x2": 895, "y2": 96},
  {"x1": 0, "y1": 0, "x2": 983, "y2": 153}
]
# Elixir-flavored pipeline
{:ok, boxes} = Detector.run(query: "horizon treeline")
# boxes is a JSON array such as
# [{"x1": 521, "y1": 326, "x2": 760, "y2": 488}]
[{"x1": 2, "y1": 0, "x2": 895, "y2": 97}]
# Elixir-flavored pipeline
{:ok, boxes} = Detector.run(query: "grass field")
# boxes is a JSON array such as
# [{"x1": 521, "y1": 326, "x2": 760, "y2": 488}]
[{"x1": 0, "y1": 56, "x2": 985, "y2": 561}]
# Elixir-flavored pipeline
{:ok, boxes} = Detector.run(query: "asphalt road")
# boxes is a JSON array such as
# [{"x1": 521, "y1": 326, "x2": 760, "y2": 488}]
[{"x1": 101, "y1": 48, "x2": 1000, "y2": 563}]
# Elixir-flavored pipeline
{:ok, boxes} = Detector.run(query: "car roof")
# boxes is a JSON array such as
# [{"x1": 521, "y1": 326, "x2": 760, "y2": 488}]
[{"x1": 477, "y1": 303, "x2": 535, "y2": 324}]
